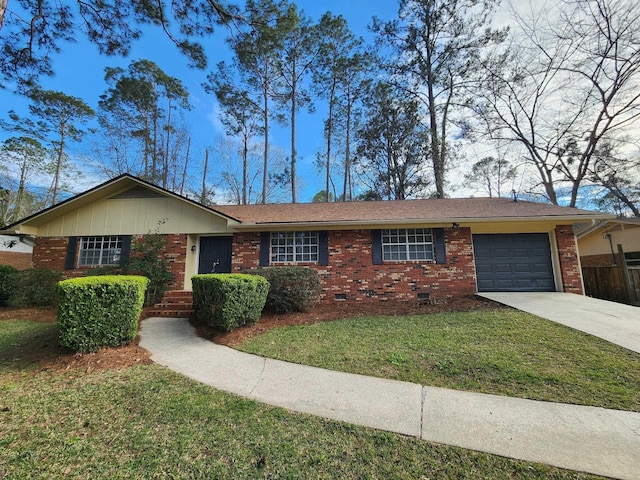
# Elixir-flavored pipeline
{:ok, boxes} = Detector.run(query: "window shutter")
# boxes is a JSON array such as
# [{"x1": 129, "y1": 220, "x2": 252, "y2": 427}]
[
  {"x1": 318, "y1": 231, "x2": 329, "y2": 266},
  {"x1": 65, "y1": 236, "x2": 78, "y2": 270},
  {"x1": 259, "y1": 232, "x2": 270, "y2": 267},
  {"x1": 434, "y1": 228, "x2": 446, "y2": 264},
  {"x1": 371, "y1": 229, "x2": 383, "y2": 265},
  {"x1": 119, "y1": 236, "x2": 132, "y2": 267}
]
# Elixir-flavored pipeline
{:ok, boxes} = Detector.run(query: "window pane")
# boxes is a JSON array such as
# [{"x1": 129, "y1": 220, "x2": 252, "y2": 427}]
[
  {"x1": 79, "y1": 236, "x2": 123, "y2": 266},
  {"x1": 382, "y1": 229, "x2": 433, "y2": 262},
  {"x1": 270, "y1": 231, "x2": 319, "y2": 263}
]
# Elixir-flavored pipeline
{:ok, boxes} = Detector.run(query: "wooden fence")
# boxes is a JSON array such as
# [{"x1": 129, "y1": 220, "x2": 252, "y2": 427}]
[{"x1": 582, "y1": 265, "x2": 640, "y2": 306}]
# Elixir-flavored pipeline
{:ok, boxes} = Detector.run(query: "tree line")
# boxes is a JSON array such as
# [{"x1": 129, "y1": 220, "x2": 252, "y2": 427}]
[{"x1": 0, "y1": 0, "x2": 639, "y2": 227}]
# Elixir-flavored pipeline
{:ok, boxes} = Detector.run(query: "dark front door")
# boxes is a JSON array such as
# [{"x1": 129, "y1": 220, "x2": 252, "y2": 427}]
[
  {"x1": 198, "y1": 236, "x2": 232, "y2": 274},
  {"x1": 473, "y1": 233, "x2": 555, "y2": 292}
]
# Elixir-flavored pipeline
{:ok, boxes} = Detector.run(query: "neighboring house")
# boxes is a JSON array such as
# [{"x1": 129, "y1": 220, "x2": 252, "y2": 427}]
[
  {"x1": 2, "y1": 175, "x2": 612, "y2": 302},
  {"x1": 0, "y1": 234, "x2": 33, "y2": 270},
  {"x1": 576, "y1": 218, "x2": 640, "y2": 267}
]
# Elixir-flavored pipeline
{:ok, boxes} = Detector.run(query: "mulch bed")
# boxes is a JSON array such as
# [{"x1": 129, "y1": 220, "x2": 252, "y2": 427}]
[
  {"x1": 206, "y1": 295, "x2": 503, "y2": 346},
  {"x1": 1, "y1": 295, "x2": 503, "y2": 374}
]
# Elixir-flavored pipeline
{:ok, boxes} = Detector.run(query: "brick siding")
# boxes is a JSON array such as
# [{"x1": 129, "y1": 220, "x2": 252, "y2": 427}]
[
  {"x1": 33, "y1": 234, "x2": 187, "y2": 291},
  {"x1": 32, "y1": 227, "x2": 586, "y2": 300},
  {"x1": 0, "y1": 251, "x2": 32, "y2": 270},
  {"x1": 555, "y1": 225, "x2": 584, "y2": 294},
  {"x1": 33, "y1": 237, "x2": 69, "y2": 272},
  {"x1": 233, "y1": 228, "x2": 477, "y2": 302}
]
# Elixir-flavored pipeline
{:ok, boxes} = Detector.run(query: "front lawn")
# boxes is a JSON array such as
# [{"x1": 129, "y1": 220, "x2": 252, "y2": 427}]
[
  {"x1": 0, "y1": 317, "x2": 602, "y2": 479},
  {"x1": 236, "y1": 309, "x2": 640, "y2": 412}
]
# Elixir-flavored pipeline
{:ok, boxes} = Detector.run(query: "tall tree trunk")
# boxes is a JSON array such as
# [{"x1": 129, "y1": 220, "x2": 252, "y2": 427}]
[
  {"x1": 261, "y1": 58, "x2": 269, "y2": 204},
  {"x1": 325, "y1": 83, "x2": 336, "y2": 202},
  {"x1": 291, "y1": 81, "x2": 297, "y2": 203},
  {"x1": 0, "y1": 0, "x2": 8, "y2": 30},
  {"x1": 143, "y1": 114, "x2": 151, "y2": 177},
  {"x1": 152, "y1": 100, "x2": 160, "y2": 181},
  {"x1": 52, "y1": 123, "x2": 66, "y2": 205},
  {"x1": 201, "y1": 149, "x2": 209, "y2": 204},
  {"x1": 180, "y1": 137, "x2": 190, "y2": 195},
  {"x1": 242, "y1": 133, "x2": 248, "y2": 205},
  {"x1": 163, "y1": 99, "x2": 172, "y2": 188},
  {"x1": 343, "y1": 97, "x2": 352, "y2": 202}
]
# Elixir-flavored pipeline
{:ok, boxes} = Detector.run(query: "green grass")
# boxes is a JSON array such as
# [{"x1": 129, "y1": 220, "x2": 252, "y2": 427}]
[
  {"x1": 0, "y1": 320, "x2": 59, "y2": 373},
  {"x1": 237, "y1": 309, "x2": 640, "y2": 412},
  {"x1": 0, "y1": 319, "x2": 603, "y2": 479}
]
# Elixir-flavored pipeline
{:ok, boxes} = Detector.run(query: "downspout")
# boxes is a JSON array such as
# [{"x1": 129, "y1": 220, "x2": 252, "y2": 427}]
[{"x1": 605, "y1": 233, "x2": 616, "y2": 265}]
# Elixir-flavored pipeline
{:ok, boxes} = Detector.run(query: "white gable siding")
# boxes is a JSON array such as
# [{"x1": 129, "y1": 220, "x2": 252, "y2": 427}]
[{"x1": 36, "y1": 197, "x2": 231, "y2": 236}]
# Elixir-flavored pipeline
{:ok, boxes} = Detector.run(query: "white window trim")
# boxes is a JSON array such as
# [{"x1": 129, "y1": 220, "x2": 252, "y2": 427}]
[
  {"x1": 381, "y1": 228, "x2": 434, "y2": 262},
  {"x1": 78, "y1": 236, "x2": 123, "y2": 267},
  {"x1": 270, "y1": 231, "x2": 319, "y2": 264}
]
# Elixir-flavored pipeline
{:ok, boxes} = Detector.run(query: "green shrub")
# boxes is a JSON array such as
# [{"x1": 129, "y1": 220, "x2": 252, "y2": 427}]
[
  {"x1": 11, "y1": 268, "x2": 64, "y2": 307},
  {"x1": 0, "y1": 265, "x2": 19, "y2": 307},
  {"x1": 57, "y1": 275, "x2": 149, "y2": 353},
  {"x1": 126, "y1": 232, "x2": 174, "y2": 306},
  {"x1": 192, "y1": 274, "x2": 269, "y2": 332},
  {"x1": 249, "y1": 267, "x2": 321, "y2": 313}
]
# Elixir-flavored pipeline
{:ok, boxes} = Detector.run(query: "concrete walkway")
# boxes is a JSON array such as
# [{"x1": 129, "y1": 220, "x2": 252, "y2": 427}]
[
  {"x1": 139, "y1": 317, "x2": 640, "y2": 480},
  {"x1": 479, "y1": 292, "x2": 640, "y2": 354}
]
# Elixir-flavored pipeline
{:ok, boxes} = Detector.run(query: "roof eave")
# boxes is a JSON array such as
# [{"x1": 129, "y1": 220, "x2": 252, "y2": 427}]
[{"x1": 230, "y1": 213, "x2": 614, "y2": 230}]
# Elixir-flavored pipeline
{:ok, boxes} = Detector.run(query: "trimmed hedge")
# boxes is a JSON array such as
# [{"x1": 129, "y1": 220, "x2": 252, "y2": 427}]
[
  {"x1": 11, "y1": 268, "x2": 63, "y2": 307},
  {"x1": 57, "y1": 275, "x2": 149, "y2": 353},
  {"x1": 192, "y1": 274, "x2": 269, "y2": 332},
  {"x1": 249, "y1": 267, "x2": 321, "y2": 313},
  {"x1": 0, "y1": 265, "x2": 19, "y2": 307}
]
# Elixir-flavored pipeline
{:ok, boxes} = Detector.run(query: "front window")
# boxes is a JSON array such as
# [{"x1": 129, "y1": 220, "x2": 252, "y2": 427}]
[
  {"x1": 382, "y1": 228, "x2": 434, "y2": 261},
  {"x1": 79, "y1": 236, "x2": 123, "y2": 266},
  {"x1": 270, "y1": 231, "x2": 318, "y2": 263}
]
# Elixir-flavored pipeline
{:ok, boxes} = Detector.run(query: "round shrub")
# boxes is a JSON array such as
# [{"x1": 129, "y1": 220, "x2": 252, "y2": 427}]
[{"x1": 249, "y1": 267, "x2": 322, "y2": 313}]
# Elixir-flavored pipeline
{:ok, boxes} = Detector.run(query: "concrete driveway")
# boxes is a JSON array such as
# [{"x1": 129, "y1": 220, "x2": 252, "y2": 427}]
[{"x1": 479, "y1": 292, "x2": 640, "y2": 354}]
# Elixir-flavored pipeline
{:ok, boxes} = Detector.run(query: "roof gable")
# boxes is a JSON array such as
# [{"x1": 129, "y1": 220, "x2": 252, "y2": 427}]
[{"x1": 4, "y1": 174, "x2": 239, "y2": 235}]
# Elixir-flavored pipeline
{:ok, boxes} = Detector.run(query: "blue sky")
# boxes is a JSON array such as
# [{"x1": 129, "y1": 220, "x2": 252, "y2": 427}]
[{"x1": 0, "y1": 1, "x2": 397, "y2": 203}]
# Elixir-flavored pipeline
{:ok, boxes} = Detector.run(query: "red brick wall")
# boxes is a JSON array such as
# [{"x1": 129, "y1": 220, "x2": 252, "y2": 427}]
[
  {"x1": 231, "y1": 232, "x2": 262, "y2": 271},
  {"x1": 555, "y1": 225, "x2": 584, "y2": 294},
  {"x1": 232, "y1": 228, "x2": 478, "y2": 302},
  {"x1": 161, "y1": 234, "x2": 187, "y2": 290},
  {"x1": 33, "y1": 234, "x2": 187, "y2": 290},
  {"x1": 0, "y1": 251, "x2": 32, "y2": 270},
  {"x1": 33, "y1": 237, "x2": 69, "y2": 273}
]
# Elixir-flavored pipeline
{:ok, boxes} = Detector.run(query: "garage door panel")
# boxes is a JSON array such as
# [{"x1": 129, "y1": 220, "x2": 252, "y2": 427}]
[
  {"x1": 473, "y1": 233, "x2": 555, "y2": 292},
  {"x1": 495, "y1": 264, "x2": 513, "y2": 273},
  {"x1": 514, "y1": 263, "x2": 533, "y2": 273},
  {"x1": 475, "y1": 265, "x2": 493, "y2": 274}
]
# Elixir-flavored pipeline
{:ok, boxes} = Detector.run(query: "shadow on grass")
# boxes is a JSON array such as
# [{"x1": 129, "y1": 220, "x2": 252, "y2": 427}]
[{"x1": 0, "y1": 322, "x2": 66, "y2": 373}]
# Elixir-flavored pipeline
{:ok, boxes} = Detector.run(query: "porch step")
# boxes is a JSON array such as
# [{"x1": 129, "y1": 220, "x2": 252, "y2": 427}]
[{"x1": 148, "y1": 290, "x2": 193, "y2": 318}]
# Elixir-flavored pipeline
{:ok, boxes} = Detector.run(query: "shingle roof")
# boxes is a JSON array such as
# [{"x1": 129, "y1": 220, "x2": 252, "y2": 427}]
[{"x1": 213, "y1": 197, "x2": 608, "y2": 225}]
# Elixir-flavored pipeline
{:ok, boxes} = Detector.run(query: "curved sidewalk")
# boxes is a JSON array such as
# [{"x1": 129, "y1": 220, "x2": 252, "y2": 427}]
[{"x1": 139, "y1": 317, "x2": 640, "y2": 480}]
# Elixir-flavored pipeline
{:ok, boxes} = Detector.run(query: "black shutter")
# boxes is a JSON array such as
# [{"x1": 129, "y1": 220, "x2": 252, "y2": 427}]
[
  {"x1": 65, "y1": 236, "x2": 78, "y2": 270},
  {"x1": 434, "y1": 228, "x2": 446, "y2": 264},
  {"x1": 119, "y1": 236, "x2": 132, "y2": 267},
  {"x1": 259, "y1": 232, "x2": 270, "y2": 267},
  {"x1": 318, "y1": 231, "x2": 329, "y2": 266},
  {"x1": 371, "y1": 229, "x2": 383, "y2": 265}
]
